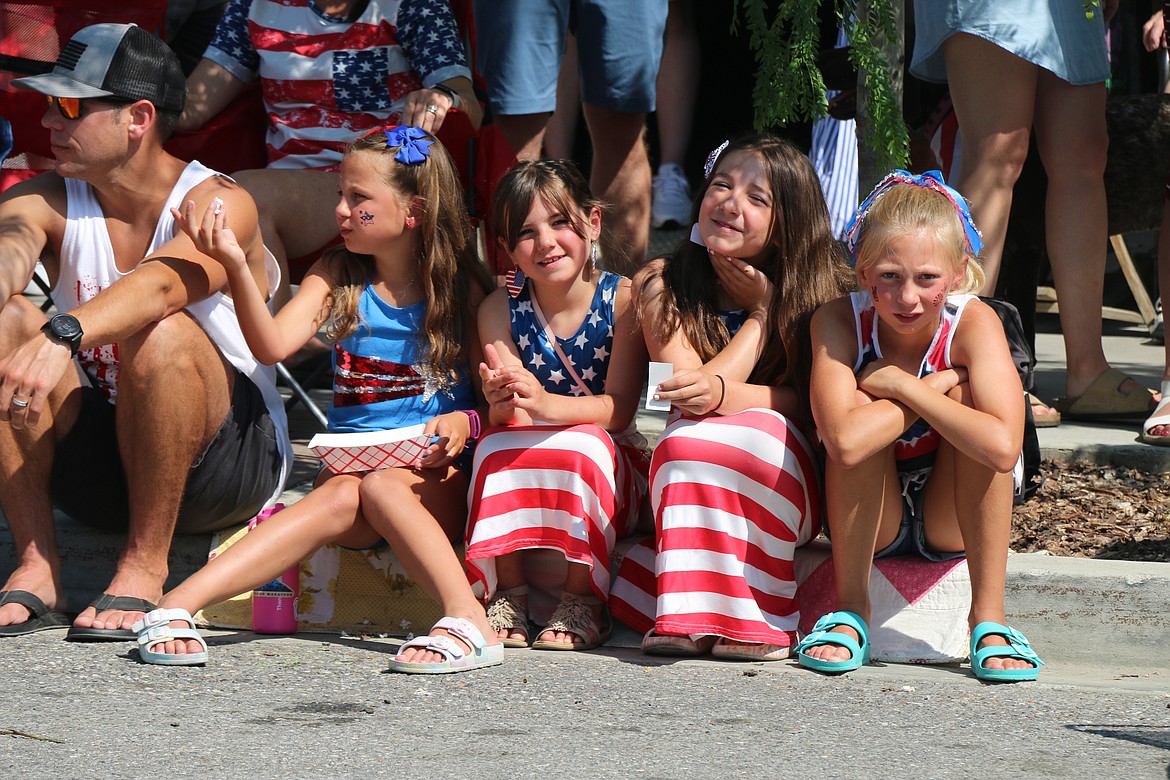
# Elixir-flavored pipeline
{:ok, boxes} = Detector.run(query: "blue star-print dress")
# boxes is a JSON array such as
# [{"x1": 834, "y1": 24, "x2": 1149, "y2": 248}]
[{"x1": 510, "y1": 271, "x2": 619, "y2": 398}]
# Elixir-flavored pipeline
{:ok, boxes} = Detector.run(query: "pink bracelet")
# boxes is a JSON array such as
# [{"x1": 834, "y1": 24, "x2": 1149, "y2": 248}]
[{"x1": 460, "y1": 408, "x2": 481, "y2": 440}]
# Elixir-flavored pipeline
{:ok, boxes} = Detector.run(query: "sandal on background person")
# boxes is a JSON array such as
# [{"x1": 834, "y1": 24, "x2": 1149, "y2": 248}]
[
  {"x1": 710, "y1": 637, "x2": 791, "y2": 661},
  {"x1": 1139, "y1": 380, "x2": 1170, "y2": 446},
  {"x1": 1054, "y1": 368, "x2": 1159, "y2": 423},
  {"x1": 531, "y1": 592, "x2": 611, "y2": 651},
  {"x1": 1025, "y1": 392, "x2": 1061, "y2": 428},
  {"x1": 485, "y1": 584, "x2": 531, "y2": 648}
]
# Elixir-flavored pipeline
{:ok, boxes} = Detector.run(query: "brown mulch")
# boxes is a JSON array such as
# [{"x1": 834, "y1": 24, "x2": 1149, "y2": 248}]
[{"x1": 1012, "y1": 461, "x2": 1170, "y2": 562}]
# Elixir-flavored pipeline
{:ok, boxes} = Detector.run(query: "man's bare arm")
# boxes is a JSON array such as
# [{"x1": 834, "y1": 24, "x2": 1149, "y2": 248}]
[
  {"x1": 0, "y1": 176, "x2": 59, "y2": 309},
  {"x1": 177, "y1": 58, "x2": 249, "y2": 132},
  {"x1": 68, "y1": 177, "x2": 266, "y2": 349}
]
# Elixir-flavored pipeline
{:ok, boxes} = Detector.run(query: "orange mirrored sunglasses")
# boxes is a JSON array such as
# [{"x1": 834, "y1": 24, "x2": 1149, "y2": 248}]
[
  {"x1": 46, "y1": 95, "x2": 84, "y2": 120},
  {"x1": 46, "y1": 94, "x2": 133, "y2": 120}
]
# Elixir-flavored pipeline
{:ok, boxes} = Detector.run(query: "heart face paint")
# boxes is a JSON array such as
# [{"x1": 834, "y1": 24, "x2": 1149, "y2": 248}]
[{"x1": 858, "y1": 231, "x2": 959, "y2": 337}]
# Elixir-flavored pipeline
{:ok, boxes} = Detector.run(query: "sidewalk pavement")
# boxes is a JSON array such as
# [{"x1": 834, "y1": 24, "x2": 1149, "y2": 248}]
[{"x1": 0, "y1": 300, "x2": 1167, "y2": 678}]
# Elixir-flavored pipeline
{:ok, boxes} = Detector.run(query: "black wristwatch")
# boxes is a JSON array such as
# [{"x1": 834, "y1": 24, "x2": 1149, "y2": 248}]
[
  {"x1": 431, "y1": 82, "x2": 461, "y2": 110},
  {"x1": 42, "y1": 313, "x2": 83, "y2": 357}
]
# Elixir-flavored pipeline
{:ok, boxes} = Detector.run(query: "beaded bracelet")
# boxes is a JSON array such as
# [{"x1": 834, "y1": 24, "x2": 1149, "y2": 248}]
[
  {"x1": 713, "y1": 374, "x2": 726, "y2": 413},
  {"x1": 460, "y1": 408, "x2": 481, "y2": 440}
]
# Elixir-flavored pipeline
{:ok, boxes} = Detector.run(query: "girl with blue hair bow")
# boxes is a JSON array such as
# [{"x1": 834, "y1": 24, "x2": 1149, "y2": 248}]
[
  {"x1": 136, "y1": 127, "x2": 501, "y2": 674},
  {"x1": 799, "y1": 171, "x2": 1045, "y2": 682}
]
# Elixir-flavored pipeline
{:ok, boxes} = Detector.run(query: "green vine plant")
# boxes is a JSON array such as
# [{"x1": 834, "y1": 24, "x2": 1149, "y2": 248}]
[{"x1": 732, "y1": 0, "x2": 910, "y2": 171}]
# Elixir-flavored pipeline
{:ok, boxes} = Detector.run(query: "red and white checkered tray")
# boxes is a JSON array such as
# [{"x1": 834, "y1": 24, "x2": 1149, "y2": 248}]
[{"x1": 309, "y1": 424, "x2": 437, "y2": 474}]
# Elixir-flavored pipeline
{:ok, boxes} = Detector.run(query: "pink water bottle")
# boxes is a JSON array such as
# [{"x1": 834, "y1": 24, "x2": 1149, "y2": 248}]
[{"x1": 249, "y1": 504, "x2": 300, "y2": 635}]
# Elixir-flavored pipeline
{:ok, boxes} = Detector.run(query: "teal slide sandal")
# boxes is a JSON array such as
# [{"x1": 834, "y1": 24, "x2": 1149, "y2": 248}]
[
  {"x1": 970, "y1": 622, "x2": 1044, "y2": 682},
  {"x1": 796, "y1": 611, "x2": 870, "y2": 674}
]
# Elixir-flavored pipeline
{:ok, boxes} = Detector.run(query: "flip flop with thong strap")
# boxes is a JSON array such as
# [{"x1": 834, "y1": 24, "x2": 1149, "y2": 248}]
[
  {"x1": 0, "y1": 590, "x2": 71, "y2": 637},
  {"x1": 65, "y1": 594, "x2": 158, "y2": 642}
]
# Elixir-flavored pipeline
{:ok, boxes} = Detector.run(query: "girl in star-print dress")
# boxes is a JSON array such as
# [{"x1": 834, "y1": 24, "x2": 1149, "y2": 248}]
[{"x1": 466, "y1": 159, "x2": 650, "y2": 652}]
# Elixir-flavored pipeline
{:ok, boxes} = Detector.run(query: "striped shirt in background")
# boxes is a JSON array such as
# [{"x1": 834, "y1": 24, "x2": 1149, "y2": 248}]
[{"x1": 809, "y1": 26, "x2": 858, "y2": 240}]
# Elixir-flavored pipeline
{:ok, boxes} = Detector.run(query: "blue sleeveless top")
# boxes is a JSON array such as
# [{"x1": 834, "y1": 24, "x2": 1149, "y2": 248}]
[{"x1": 329, "y1": 285, "x2": 474, "y2": 433}]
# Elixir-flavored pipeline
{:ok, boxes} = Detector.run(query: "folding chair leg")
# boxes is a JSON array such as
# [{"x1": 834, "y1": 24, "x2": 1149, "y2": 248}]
[
  {"x1": 275, "y1": 362, "x2": 329, "y2": 430},
  {"x1": 1109, "y1": 234, "x2": 1158, "y2": 328},
  {"x1": 30, "y1": 267, "x2": 54, "y2": 312}
]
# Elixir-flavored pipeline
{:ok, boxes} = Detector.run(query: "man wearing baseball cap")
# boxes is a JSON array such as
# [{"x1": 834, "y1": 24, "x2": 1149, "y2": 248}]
[{"x1": 0, "y1": 23, "x2": 291, "y2": 640}]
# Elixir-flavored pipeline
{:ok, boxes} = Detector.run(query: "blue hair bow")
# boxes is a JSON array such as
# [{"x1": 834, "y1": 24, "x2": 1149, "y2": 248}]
[
  {"x1": 386, "y1": 125, "x2": 434, "y2": 165},
  {"x1": 843, "y1": 169, "x2": 983, "y2": 264}
]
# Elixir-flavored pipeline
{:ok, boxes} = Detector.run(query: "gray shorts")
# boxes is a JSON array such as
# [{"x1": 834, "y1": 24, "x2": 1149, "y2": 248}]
[{"x1": 50, "y1": 367, "x2": 282, "y2": 534}]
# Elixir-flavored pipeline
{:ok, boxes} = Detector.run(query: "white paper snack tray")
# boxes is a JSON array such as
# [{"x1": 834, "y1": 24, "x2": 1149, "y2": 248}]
[{"x1": 309, "y1": 424, "x2": 435, "y2": 473}]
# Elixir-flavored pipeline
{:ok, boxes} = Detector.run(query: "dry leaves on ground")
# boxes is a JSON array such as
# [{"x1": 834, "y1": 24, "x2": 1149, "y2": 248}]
[{"x1": 1011, "y1": 461, "x2": 1170, "y2": 562}]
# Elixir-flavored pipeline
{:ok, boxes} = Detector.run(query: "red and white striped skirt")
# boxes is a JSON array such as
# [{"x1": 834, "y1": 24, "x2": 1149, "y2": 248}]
[
  {"x1": 465, "y1": 424, "x2": 649, "y2": 602},
  {"x1": 609, "y1": 409, "x2": 821, "y2": 647}
]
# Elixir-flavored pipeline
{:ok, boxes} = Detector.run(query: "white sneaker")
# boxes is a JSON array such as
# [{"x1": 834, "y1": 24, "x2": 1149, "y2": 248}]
[{"x1": 651, "y1": 163, "x2": 692, "y2": 229}]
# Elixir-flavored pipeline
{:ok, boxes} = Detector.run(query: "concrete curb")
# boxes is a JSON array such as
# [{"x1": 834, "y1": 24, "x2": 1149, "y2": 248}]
[
  {"x1": 1040, "y1": 443, "x2": 1170, "y2": 474},
  {"x1": 1006, "y1": 552, "x2": 1170, "y2": 673}
]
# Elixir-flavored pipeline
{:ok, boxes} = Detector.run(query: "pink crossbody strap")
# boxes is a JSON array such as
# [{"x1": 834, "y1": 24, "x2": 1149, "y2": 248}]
[{"x1": 529, "y1": 293, "x2": 593, "y2": 397}]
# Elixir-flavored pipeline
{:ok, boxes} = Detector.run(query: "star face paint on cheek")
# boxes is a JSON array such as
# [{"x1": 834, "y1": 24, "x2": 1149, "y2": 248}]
[
  {"x1": 933, "y1": 292, "x2": 945, "y2": 306},
  {"x1": 358, "y1": 210, "x2": 375, "y2": 225}
]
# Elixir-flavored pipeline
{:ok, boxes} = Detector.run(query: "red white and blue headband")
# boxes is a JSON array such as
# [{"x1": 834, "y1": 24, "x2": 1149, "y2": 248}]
[{"x1": 844, "y1": 169, "x2": 983, "y2": 264}]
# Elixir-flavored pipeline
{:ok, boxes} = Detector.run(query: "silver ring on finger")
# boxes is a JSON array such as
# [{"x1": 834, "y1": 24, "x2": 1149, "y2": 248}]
[
  {"x1": 425, "y1": 104, "x2": 439, "y2": 115},
  {"x1": 11, "y1": 396, "x2": 30, "y2": 409}
]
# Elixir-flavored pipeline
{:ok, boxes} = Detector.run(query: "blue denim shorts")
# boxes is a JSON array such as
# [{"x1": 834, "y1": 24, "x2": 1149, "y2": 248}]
[
  {"x1": 473, "y1": 0, "x2": 668, "y2": 114},
  {"x1": 822, "y1": 468, "x2": 966, "y2": 563},
  {"x1": 874, "y1": 469, "x2": 966, "y2": 562}
]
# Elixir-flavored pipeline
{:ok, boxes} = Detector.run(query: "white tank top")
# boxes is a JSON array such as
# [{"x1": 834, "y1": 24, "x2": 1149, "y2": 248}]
[{"x1": 52, "y1": 160, "x2": 291, "y2": 504}]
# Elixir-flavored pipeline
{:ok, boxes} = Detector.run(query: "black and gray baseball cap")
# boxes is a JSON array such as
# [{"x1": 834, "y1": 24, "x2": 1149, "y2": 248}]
[{"x1": 12, "y1": 23, "x2": 186, "y2": 113}]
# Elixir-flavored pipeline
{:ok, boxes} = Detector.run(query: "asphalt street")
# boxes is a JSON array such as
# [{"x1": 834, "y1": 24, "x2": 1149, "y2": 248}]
[{"x1": 2, "y1": 629, "x2": 1167, "y2": 779}]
